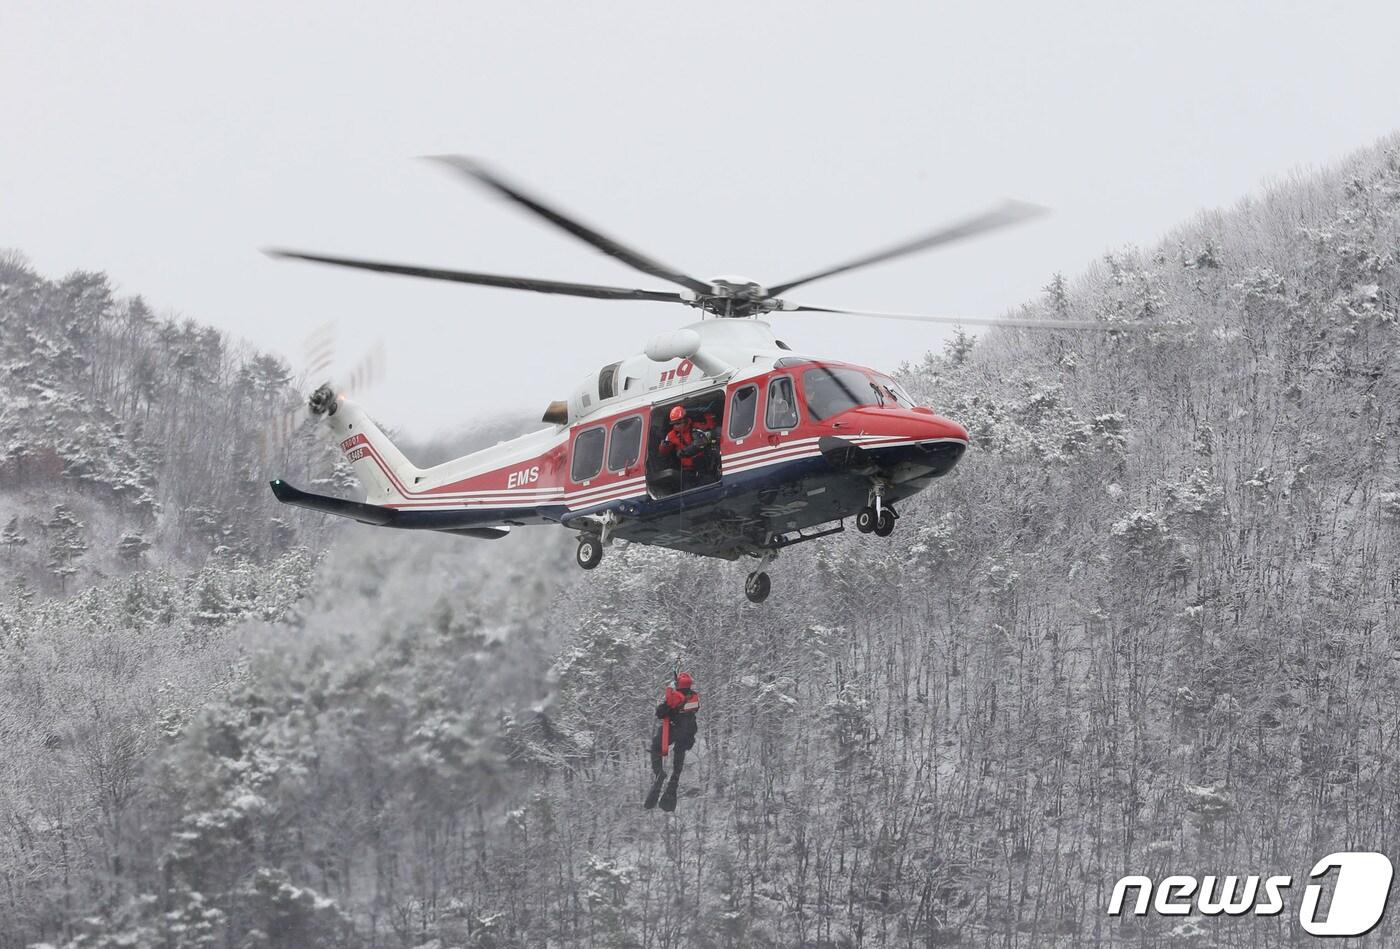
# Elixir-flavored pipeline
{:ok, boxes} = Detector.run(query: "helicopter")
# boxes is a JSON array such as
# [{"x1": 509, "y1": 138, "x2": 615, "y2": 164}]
[{"x1": 266, "y1": 157, "x2": 1111, "y2": 602}]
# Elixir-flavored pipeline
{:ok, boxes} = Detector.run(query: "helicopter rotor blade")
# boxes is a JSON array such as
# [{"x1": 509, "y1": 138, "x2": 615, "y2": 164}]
[
  {"x1": 767, "y1": 200, "x2": 1047, "y2": 296},
  {"x1": 425, "y1": 155, "x2": 714, "y2": 295},
  {"x1": 265, "y1": 249, "x2": 690, "y2": 303},
  {"x1": 784, "y1": 303, "x2": 1126, "y2": 331}
]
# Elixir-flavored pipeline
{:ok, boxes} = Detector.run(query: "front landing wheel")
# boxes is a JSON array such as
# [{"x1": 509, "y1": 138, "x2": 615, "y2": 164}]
[
  {"x1": 745, "y1": 571, "x2": 772, "y2": 604},
  {"x1": 874, "y1": 509, "x2": 896, "y2": 537},
  {"x1": 576, "y1": 536, "x2": 603, "y2": 570},
  {"x1": 855, "y1": 506, "x2": 877, "y2": 533}
]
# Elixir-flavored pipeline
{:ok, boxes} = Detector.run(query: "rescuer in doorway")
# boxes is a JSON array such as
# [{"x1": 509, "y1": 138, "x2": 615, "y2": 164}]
[
  {"x1": 658, "y1": 405, "x2": 709, "y2": 469},
  {"x1": 657, "y1": 405, "x2": 715, "y2": 485},
  {"x1": 645, "y1": 671, "x2": 700, "y2": 812}
]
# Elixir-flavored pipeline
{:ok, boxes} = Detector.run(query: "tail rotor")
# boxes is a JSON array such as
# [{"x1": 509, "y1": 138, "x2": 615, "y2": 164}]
[{"x1": 258, "y1": 325, "x2": 388, "y2": 466}]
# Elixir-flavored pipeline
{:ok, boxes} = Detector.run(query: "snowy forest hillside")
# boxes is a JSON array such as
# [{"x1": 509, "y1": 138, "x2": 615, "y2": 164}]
[
  {"x1": 0, "y1": 252, "x2": 357, "y2": 598},
  {"x1": 2, "y1": 133, "x2": 1399, "y2": 948}
]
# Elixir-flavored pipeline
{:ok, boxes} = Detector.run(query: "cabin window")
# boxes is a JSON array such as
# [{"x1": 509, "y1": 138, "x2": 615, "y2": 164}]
[
  {"x1": 728, "y1": 385, "x2": 758, "y2": 439},
  {"x1": 803, "y1": 367, "x2": 882, "y2": 420},
  {"x1": 765, "y1": 376, "x2": 799, "y2": 430},
  {"x1": 608, "y1": 415, "x2": 644, "y2": 472},
  {"x1": 571, "y1": 426, "x2": 606, "y2": 482}
]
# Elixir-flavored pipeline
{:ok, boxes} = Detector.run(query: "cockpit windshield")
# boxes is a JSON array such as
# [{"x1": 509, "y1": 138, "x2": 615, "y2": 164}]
[
  {"x1": 802, "y1": 367, "x2": 882, "y2": 420},
  {"x1": 873, "y1": 374, "x2": 917, "y2": 409}
]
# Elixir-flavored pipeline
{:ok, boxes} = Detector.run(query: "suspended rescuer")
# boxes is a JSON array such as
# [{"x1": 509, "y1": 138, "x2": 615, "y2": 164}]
[{"x1": 644, "y1": 671, "x2": 700, "y2": 812}]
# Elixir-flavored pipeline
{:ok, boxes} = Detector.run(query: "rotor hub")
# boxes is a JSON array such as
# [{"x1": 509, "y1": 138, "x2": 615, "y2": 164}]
[
  {"x1": 706, "y1": 275, "x2": 767, "y2": 296},
  {"x1": 694, "y1": 276, "x2": 777, "y2": 318}
]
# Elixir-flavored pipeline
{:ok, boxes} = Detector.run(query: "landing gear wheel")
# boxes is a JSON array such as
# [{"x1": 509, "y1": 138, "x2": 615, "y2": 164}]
[
  {"x1": 874, "y1": 510, "x2": 896, "y2": 537},
  {"x1": 856, "y1": 506, "x2": 877, "y2": 533},
  {"x1": 576, "y1": 536, "x2": 603, "y2": 570},
  {"x1": 745, "y1": 571, "x2": 772, "y2": 604}
]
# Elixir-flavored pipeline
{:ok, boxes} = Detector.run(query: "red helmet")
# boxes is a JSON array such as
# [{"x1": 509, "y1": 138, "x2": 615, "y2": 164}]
[
  {"x1": 669, "y1": 405, "x2": 686, "y2": 423},
  {"x1": 675, "y1": 671, "x2": 693, "y2": 689}
]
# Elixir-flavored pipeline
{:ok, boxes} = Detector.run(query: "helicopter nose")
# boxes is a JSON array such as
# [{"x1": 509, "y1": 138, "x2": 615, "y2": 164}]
[
  {"x1": 910, "y1": 407, "x2": 969, "y2": 443},
  {"x1": 822, "y1": 405, "x2": 968, "y2": 478},
  {"x1": 900, "y1": 410, "x2": 968, "y2": 478},
  {"x1": 938, "y1": 417, "x2": 969, "y2": 443}
]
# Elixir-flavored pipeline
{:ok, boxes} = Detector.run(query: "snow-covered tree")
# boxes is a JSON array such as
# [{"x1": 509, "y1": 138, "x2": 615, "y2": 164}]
[
  {"x1": 1, "y1": 514, "x2": 26, "y2": 556},
  {"x1": 116, "y1": 531, "x2": 151, "y2": 564},
  {"x1": 43, "y1": 503, "x2": 87, "y2": 590}
]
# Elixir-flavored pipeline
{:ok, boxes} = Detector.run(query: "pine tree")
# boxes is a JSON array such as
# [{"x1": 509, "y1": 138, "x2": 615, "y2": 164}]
[
  {"x1": 44, "y1": 504, "x2": 88, "y2": 591},
  {"x1": 10, "y1": 574, "x2": 34, "y2": 607},
  {"x1": 190, "y1": 572, "x2": 233, "y2": 627},
  {"x1": 1043, "y1": 271, "x2": 1071, "y2": 317},
  {"x1": 116, "y1": 532, "x2": 151, "y2": 563},
  {"x1": 1, "y1": 515, "x2": 26, "y2": 556},
  {"x1": 942, "y1": 328, "x2": 975, "y2": 365}
]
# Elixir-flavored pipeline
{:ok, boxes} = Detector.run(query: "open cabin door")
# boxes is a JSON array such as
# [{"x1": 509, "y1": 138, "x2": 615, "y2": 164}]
[{"x1": 645, "y1": 390, "x2": 725, "y2": 499}]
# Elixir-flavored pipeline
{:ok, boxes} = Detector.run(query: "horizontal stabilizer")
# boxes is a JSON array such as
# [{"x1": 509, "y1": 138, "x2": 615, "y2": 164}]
[
  {"x1": 270, "y1": 479, "x2": 394, "y2": 525},
  {"x1": 269, "y1": 480, "x2": 511, "y2": 540}
]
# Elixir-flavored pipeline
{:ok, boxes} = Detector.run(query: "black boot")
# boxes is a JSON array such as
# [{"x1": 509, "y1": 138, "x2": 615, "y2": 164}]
[
  {"x1": 643, "y1": 771, "x2": 667, "y2": 809},
  {"x1": 658, "y1": 775, "x2": 680, "y2": 812}
]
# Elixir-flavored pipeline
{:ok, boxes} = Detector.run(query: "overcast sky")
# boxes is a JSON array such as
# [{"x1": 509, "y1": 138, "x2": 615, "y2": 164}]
[{"x1": 3, "y1": 1, "x2": 1398, "y2": 437}]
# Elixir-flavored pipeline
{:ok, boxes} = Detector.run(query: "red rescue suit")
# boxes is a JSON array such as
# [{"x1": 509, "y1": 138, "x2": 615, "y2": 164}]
[
  {"x1": 646, "y1": 679, "x2": 700, "y2": 810},
  {"x1": 658, "y1": 417, "x2": 712, "y2": 471},
  {"x1": 658, "y1": 685, "x2": 700, "y2": 756}
]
